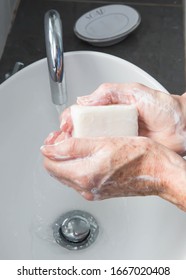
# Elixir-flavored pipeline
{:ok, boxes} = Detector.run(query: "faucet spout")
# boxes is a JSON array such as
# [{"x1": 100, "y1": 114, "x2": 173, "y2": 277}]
[{"x1": 44, "y1": 10, "x2": 67, "y2": 106}]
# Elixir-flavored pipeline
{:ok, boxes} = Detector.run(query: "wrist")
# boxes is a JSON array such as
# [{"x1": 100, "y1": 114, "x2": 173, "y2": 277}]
[
  {"x1": 137, "y1": 138, "x2": 169, "y2": 195},
  {"x1": 157, "y1": 144, "x2": 186, "y2": 211},
  {"x1": 178, "y1": 93, "x2": 186, "y2": 128},
  {"x1": 171, "y1": 94, "x2": 186, "y2": 155}
]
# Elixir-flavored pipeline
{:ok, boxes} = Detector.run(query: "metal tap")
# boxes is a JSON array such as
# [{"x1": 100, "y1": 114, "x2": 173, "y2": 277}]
[{"x1": 44, "y1": 10, "x2": 67, "y2": 105}]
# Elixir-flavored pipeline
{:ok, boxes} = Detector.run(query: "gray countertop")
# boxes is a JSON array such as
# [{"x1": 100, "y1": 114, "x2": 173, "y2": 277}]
[{"x1": 0, "y1": 0, "x2": 185, "y2": 93}]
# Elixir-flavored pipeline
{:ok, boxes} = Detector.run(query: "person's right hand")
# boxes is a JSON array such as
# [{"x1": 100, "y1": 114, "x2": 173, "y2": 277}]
[
  {"x1": 71, "y1": 83, "x2": 186, "y2": 156},
  {"x1": 41, "y1": 133, "x2": 186, "y2": 211}
]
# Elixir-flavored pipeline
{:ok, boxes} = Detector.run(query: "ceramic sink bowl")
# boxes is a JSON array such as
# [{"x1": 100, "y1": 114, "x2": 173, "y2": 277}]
[{"x1": 0, "y1": 51, "x2": 186, "y2": 259}]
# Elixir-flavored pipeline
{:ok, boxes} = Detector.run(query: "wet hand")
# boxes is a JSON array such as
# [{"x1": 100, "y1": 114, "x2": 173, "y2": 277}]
[
  {"x1": 76, "y1": 83, "x2": 186, "y2": 155},
  {"x1": 41, "y1": 135, "x2": 186, "y2": 211}
]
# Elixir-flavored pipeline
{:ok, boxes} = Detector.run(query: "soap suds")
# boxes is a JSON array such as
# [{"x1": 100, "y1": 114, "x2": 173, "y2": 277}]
[{"x1": 131, "y1": 175, "x2": 160, "y2": 182}]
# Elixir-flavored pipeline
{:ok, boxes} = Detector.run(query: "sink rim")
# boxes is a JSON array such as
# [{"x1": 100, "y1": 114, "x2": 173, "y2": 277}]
[{"x1": 0, "y1": 50, "x2": 168, "y2": 94}]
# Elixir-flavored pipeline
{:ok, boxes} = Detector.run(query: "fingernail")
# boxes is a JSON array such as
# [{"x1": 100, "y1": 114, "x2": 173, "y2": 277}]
[
  {"x1": 44, "y1": 130, "x2": 61, "y2": 145},
  {"x1": 52, "y1": 155, "x2": 72, "y2": 160},
  {"x1": 40, "y1": 141, "x2": 65, "y2": 151},
  {"x1": 40, "y1": 145, "x2": 45, "y2": 151},
  {"x1": 44, "y1": 132, "x2": 55, "y2": 144}
]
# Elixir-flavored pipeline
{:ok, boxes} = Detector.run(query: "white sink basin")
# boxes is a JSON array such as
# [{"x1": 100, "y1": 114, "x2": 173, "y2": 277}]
[{"x1": 0, "y1": 51, "x2": 186, "y2": 259}]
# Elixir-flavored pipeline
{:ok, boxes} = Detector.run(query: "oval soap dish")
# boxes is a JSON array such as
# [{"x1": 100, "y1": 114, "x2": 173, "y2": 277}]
[{"x1": 74, "y1": 4, "x2": 141, "y2": 47}]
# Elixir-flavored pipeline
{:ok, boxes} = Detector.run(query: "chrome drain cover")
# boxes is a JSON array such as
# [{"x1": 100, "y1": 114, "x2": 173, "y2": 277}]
[{"x1": 53, "y1": 210, "x2": 99, "y2": 250}]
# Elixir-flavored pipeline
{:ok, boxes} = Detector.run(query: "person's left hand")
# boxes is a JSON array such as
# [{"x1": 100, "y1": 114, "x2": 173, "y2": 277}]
[{"x1": 59, "y1": 83, "x2": 186, "y2": 155}]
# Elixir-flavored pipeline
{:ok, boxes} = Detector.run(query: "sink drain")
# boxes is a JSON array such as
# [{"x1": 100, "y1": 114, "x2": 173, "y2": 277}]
[{"x1": 53, "y1": 210, "x2": 99, "y2": 250}]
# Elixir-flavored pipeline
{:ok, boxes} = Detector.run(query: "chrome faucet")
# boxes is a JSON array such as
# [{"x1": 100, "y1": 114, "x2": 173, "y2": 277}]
[{"x1": 44, "y1": 10, "x2": 67, "y2": 106}]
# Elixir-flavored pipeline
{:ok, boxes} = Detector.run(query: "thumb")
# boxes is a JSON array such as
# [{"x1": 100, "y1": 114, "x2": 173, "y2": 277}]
[{"x1": 40, "y1": 138, "x2": 96, "y2": 160}]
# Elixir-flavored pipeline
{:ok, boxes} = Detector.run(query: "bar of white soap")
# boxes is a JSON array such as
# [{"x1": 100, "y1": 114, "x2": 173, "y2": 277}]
[{"x1": 71, "y1": 104, "x2": 138, "y2": 137}]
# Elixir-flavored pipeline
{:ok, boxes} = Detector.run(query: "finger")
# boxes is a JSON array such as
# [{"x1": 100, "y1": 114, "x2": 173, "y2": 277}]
[
  {"x1": 60, "y1": 107, "x2": 73, "y2": 135},
  {"x1": 44, "y1": 131, "x2": 70, "y2": 146},
  {"x1": 77, "y1": 82, "x2": 166, "y2": 108},
  {"x1": 44, "y1": 130, "x2": 61, "y2": 145},
  {"x1": 40, "y1": 137, "x2": 97, "y2": 160},
  {"x1": 43, "y1": 156, "x2": 96, "y2": 196},
  {"x1": 54, "y1": 131, "x2": 71, "y2": 144},
  {"x1": 77, "y1": 83, "x2": 137, "y2": 106}
]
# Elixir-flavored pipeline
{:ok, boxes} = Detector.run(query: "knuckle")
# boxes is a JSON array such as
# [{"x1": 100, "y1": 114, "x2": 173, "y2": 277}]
[
  {"x1": 99, "y1": 83, "x2": 112, "y2": 92},
  {"x1": 130, "y1": 82, "x2": 142, "y2": 89},
  {"x1": 84, "y1": 195, "x2": 94, "y2": 201},
  {"x1": 79, "y1": 178, "x2": 91, "y2": 190},
  {"x1": 80, "y1": 191, "x2": 94, "y2": 201},
  {"x1": 77, "y1": 174, "x2": 94, "y2": 191},
  {"x1": 140, "y1": 137, "x2": 153, "y2": 153}
]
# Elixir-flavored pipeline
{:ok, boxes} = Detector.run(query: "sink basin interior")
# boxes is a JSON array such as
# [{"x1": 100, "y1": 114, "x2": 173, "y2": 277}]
[{"x1": 0, "y1": 51, "x2": 186, "y2": 259}]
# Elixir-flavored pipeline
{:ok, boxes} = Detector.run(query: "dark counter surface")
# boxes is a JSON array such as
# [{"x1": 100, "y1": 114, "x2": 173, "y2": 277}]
[{"x1": 0, "y1": 0, "x2": 185, "y2": 94}]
